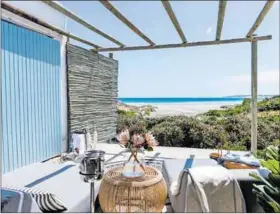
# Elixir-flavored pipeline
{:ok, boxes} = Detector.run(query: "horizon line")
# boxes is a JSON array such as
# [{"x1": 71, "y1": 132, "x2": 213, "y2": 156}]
[{"x1": 118, "y1": 95, "x2": 276, "y2": 99}]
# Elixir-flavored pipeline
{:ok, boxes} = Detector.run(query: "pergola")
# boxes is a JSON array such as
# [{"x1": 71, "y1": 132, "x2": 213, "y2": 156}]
[{"x1": 4, "y1": 0, "x2": 277, "y2": 153}]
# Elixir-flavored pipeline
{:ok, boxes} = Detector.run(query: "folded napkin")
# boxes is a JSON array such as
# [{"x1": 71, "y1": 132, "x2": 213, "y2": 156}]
[{"x1": 218, "y1": 153, "x2": 260, "y2": 167}]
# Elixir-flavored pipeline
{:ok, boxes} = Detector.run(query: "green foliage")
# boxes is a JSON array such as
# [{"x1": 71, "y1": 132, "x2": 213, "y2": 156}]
[
  {"x1": 258, "y1": 96, "x2": 280, "y2": 112},
  {"x1": 145, "y1": 146, "x2": 154, "y2": 151},
  {"x1": 264, "y1": 145, "x2": 280, "y2": 161},
  {"x1": 204, "y1": 98, "x2": 251, "y2": 118},
  {"x1": 151, "y1": 122, "x2": 185, "y2": 147},
  {"x1": 257, "y1": 142, "x2": 280, "y2": 159},
  {"x1": 222, "y1": 141, "x2": 247, "y2": 151},
  {"x1": 272, "y1": 139, "x2": 280, "y2": 147},
  {"x1": 260, "y1": 159, "x2": 279, "y2": 174},
  {"x1": 250, "y1": 145, "x2": 280, "y2": 213},
  {"x1": 117, "y1": 109, "x2": 137, "y2": 117},
  {"x1": 116, "y1": 96, "x2": 279, "y2": 151},
  {"x1": 203, "y1": 96, "x2": 280, "y2": 119},
  {"x1": 117, "y1": 115, "x2": 146, "y2": 134},
  {"x1": 139, "y1": 105, "x2": 156, "y2": 117}
]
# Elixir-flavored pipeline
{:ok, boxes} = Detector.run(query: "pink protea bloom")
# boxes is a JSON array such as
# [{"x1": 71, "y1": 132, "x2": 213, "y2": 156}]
[
  {"x1": 116, "y1": 129, "x2": 130, "y2": 145},
  {"x1": 145, "y1": 132, "x2": 158, "y2": 147},
  {"x1": 131, "y1": 134, "x2": 145, "y2": 148}
]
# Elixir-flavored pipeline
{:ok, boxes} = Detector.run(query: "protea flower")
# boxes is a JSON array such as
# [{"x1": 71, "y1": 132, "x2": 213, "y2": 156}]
[
  {"x1": 131, "y1": 134, "x2": 145, "y2": 148},
  {"x1": 116, "y1": 129, "x2": 130, "y2": 146},
  {"x1": 145, "y1": 132, "x2": 158, "y2": 147}
]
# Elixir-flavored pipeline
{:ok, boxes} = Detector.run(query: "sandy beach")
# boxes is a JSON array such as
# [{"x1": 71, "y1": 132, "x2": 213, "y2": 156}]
[{"x1": 128, "y1": 101, "x2": 241, "y2": 117}]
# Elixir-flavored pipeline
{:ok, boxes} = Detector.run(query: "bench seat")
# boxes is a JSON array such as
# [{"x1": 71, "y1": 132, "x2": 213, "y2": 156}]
[{"x1": 2, "y1": 162, "x2": 101, "y2": 213}]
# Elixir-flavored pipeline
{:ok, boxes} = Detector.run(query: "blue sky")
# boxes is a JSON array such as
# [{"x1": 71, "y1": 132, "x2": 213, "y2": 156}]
[{"x1": 61, "y1": 1, "x2": 279, "y2": 97}]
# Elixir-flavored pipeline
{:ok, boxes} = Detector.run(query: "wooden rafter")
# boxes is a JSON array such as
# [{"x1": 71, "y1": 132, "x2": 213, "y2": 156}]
[
  {"x1": 1, "y1": 2, "x2": 101, "y2": 49},
  {"x1": 4, "y1": 1, "x2": 274, "y2": 53},
  {"x1": 216, "y1": 0, "x2": 227, "y2": 41},
  {"x1": 96, "y1": 35, "x2": 271, "y2": 52},
  {"x1": 42, "y1": 0, "x2": 124, "y2": 47},
  {"x1": 161, "y1": 0, "x2": 187, "y2": 43},
  {"x1": 98, "y1": 0, "x2": 155, "y2": 46},
  {"x1": 247, "y1": 0, "x2": 276, "y2": 37}
]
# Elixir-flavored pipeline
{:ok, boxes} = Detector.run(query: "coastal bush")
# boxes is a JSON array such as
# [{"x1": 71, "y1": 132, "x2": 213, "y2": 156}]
[
  {"x1": 187, "y1": 124, "x2": 226, "y2": 148},
  {"x1": 117, "y1": 115, "x2": 146, "y2": 133},
  {"x1": 204, "y1": 98, "x2": 251, "y2": 118},
  {"x1": 116, "y1": 96, "x2": 280, "y2": 150},
  {"x1": 258, "y1": 96, "x2": 280, "y2": 112},
  {"x1": 221, "y1": 116, "x2": 251, "y2": 147},
  {"x1": 117, "y1": 109, "x2": 137, "y2": 117},
  {"x1": 139, "y1": 105, "x2": 157, "y2": 117},
  {"x1": 151, "y1": 122, "x2": 185, "y2": 147},
  {"x1": 149, "y1": 117, "x2": 228, "y2": 149},
  {"x1": 222, "y1": 141, "x2": 247, "y2": 151},
  {"x1": 116, "y1": 113, "x2": 279, "y2": 150}
]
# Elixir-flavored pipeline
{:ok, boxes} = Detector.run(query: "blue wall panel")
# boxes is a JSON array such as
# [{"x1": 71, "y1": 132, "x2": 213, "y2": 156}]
[{"x1": 1, "y1": 20, "x2": 62, "y2": 174}]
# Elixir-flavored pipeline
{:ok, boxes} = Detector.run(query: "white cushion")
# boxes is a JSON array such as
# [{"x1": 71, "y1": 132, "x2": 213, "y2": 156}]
[{"x1": 2, "y1": 162, "x2": 100, "y2": 212}]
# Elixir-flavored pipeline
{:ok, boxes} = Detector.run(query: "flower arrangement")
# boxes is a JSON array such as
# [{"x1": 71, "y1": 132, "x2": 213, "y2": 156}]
[
  {"x1": 116, "y1": 128, "x2": 158, "y2": 174},
  {"x1": 116, "y1": 129, "x2": 158, "y2": 150}
]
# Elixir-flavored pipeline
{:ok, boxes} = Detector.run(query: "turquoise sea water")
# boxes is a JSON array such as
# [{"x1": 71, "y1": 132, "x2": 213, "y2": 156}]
[{"x1": 118, "y1": 97, "x2": 245, "y2": 104}]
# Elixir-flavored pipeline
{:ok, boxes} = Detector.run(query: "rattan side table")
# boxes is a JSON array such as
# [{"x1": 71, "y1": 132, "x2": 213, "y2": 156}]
[{"x1": 99, "y1": 165, "x2": 167, "y2": 213}]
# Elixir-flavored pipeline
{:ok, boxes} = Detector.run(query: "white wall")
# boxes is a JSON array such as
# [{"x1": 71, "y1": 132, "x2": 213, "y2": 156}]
[{"x1": 2, "y1": 1, "x2": 69, "y2": 152}]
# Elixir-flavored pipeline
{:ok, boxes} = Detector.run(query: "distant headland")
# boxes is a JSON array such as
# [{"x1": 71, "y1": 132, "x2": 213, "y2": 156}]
[{"x1": 224, "y1": 95, "x2": 276, "y2": 99}]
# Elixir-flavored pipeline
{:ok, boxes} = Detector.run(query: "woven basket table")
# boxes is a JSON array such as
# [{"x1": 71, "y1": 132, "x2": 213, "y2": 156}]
[{"x1": 99, "y1": 165, "x2": 167, "y2": 213}]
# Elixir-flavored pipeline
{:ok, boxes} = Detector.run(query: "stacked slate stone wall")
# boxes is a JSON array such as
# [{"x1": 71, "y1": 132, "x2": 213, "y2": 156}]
[{"x1": 66, "y1": 44, "x2": 118, "y2": 144}]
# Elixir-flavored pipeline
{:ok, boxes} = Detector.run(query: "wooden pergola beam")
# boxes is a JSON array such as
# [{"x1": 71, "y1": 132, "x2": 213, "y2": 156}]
[
  {"x1": 216, "y1": 0, "x2": 227, "y2": 41},
  {"x1": 1, "y1": 2, "x2": 101, "y2": 49},
  {"x1": 98, "y1": 0, "x2": 155, "y2": 46},
  {"x1": 161, "y1": 0, "x2": 187, "y2": 43},
  {"x1": 96, "y1": 35, "x2": 272, "y2": 52},
  {"x1": 247, "y1": 0, "x2": 276, "y2": 37},
  {"x1": 42, "y1": 0, "x2": 125, "y2": 47}
]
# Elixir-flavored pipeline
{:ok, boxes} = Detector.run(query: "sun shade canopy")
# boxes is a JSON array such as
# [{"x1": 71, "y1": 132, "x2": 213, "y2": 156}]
[{"x1": 40, "y1": 0, "x2": 275, "y2": 52}]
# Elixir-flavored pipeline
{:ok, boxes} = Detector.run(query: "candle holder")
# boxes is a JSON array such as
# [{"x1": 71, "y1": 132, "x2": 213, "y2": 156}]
[{"x1": 79, "y1": 150, "x2": 105, "y2": 213}]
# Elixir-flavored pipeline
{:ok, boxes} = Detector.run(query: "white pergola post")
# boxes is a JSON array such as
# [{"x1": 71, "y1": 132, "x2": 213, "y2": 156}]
[{"x1": 251, "y1": 40, "x2": 258, "y2": 153}]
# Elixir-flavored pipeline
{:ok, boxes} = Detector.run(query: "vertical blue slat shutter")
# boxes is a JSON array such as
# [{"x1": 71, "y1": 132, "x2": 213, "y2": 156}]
[{"x1": 1, "y1": 20, "x2": 62, "y2": 174}]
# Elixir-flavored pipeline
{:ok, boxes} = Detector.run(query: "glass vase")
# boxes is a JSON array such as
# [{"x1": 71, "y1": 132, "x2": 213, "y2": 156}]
[{"x1": 121, "y1": 148, "x2": 145, "y2": 178}]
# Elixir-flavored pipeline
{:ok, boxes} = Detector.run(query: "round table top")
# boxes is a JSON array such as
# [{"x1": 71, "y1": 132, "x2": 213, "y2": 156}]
[{"x1": 102, "y1": 165, "x2": 163, "y2": 187}]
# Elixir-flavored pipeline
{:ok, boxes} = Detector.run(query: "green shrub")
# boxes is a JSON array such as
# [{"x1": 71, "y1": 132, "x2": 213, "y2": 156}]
[
  {"x1": 221, "y1": 141, "x2": 247, "y2": 151},
  {"x1": 117, "y1": 109, "x2": 137, "y2": 117},
  {"x1": 139, "y1": 105, "x2": 157, "y2": 117},
  {"x1": 221, "y1": 116, "x2": 251, "y2": 147},
  {"x1": 187, "y1": 124, "x2": 227, "y2": 148},
  {"x1": 258, "y1": 96, "x2": 280, "y2": 112},
  {"x1": 117, "y1": 115, "x2": 146, "y2": 133},
  {"x1": 116, "y1": 96, "x2": 280, "y2": 150},
  {"x1": 205, "y1": 110, "x2": 223, "y2": 117},
  {"x1": 250, "y1": 145, "x2": 280, "y2": 213},
  {"x1": 151, "y1": 122, "x2": 185, "y2": 147},
  {"x1": 149, "y1": 117, "x2": 228, "y2": 149}
]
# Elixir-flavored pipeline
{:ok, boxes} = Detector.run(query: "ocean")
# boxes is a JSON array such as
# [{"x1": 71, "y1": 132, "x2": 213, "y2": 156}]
[{"x1": 118, "y1": 97, "x2": 245, "y2": 104}]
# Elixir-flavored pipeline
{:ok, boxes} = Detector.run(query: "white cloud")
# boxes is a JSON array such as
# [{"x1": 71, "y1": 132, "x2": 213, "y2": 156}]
[
  {"x1": 221, "y1": 69, "x2": 279, "y2": 95},
  {"x1": 227, "y1": 69, "x2": 279, "y2": 84},
  {"x1": 206, "y1": 27, "x2": 212, "y2": 35}
]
